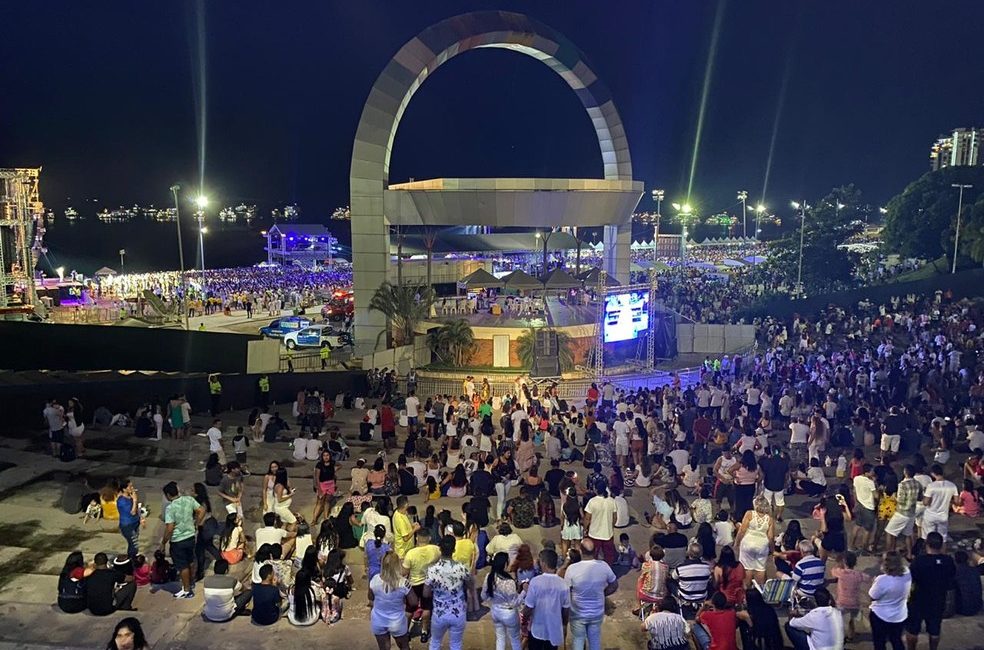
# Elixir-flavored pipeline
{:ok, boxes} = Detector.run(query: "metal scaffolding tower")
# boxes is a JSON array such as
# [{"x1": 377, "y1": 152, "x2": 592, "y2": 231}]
[
  {"x1": 591, "y1": 268, "x2": 607, "y2": 378},
  {"x1": 0, "y1": 168, "x2": 44, "y2": 315}
]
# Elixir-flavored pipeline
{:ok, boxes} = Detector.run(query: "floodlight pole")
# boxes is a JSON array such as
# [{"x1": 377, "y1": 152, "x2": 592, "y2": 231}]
[
  {"x1": 952, "y1": 183, "x2": 972, "y2": 274},
  {"x1": 170, "y1": 184, "x2": 189, "y2": 330}
]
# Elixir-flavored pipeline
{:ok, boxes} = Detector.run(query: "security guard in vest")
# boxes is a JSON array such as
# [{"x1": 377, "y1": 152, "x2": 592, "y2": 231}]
[
  {"x1": 208, "y1": 373, "x2": 223, "y2": 416},
  {"x1": 258, "y1": 374, "x2": 270, "y2": 407},
  {"x1": 320, "y1": 342, "x2": 332, "y2": 370}
]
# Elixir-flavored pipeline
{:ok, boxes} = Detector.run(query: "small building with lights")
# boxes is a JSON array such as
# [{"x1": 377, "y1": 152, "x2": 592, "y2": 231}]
[{"x1": 264, "y1": 224, "x2": 336, "y2": 269}]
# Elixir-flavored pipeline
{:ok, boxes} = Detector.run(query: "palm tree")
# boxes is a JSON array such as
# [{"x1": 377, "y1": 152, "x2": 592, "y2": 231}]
[
  {"x1": 368, "y1": 282, "x2": 435, "y2": 347},
  {"x1": 426, "y1": 319, "x2": 475, "y2": 366},
  {"x1": 516, "y1": 327, "x2": 574, "y2": 371},
  {"x1": 422, "y1": 228, "x2": 438, "y2": 288},
  {"x1": 442, "y1": 319, "x2": 475, "y2": 366}
]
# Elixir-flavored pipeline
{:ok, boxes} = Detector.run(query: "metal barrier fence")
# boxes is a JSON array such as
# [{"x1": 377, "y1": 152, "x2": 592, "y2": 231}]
[
  {"x1": 280, "y1": 349, "x2": 354, "y2": 373},
  {"x1": 398, "y1": 365, "x2": 704, "y2": 400}
]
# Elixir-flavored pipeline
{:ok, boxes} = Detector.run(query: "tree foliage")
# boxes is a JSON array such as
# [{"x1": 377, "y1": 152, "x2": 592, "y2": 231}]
[
  {"x1": 368, "y1": 282, "x2": 435, "y2": 347},
  {"x1": 766, "y1": 185, "x2": 864, "y2": 295},
  {"x1": 883, "y1": 166, "x2": 984, "y2": 260},
  {"x1": 959, "y1": 195, "x2": 984, "y2": 265},
  {"x1": 516, "y1": 327, "x2": 575, "y2": 372},
  {"x1": 426, "y1": 319, "x2": 475, "y2": 366}
]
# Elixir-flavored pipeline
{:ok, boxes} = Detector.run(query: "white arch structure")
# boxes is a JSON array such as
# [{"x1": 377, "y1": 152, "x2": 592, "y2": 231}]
[{"x1": 350, "y1": 10, "x2": 641, "y2": 351}]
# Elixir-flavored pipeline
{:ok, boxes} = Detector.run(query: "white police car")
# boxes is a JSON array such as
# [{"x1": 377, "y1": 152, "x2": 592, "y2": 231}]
[{"x1": 283, "y1": 324, "x2": 353, "y2": 350}]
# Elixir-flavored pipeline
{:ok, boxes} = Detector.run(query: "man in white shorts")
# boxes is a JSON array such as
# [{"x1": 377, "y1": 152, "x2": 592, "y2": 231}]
[
  {"x1": 921, "y1": 464, "x2": 959, "y2": 540},
  {"x1": 885, "y1": 464, "x2": 922, "y2": 555},
  {"x1": 879, "y1": 422, "x2": 901, "y2": 456}
]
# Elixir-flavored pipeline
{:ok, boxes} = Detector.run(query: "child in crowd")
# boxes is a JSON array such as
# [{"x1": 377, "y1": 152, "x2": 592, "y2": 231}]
[
  {"x1": 849, "y1": 448, "x2": 865, "y2": 479},
  {"x1": 322, "y1": 549, "x2": 353, "y2": 624},
  {"x1": 692, "y1": 486, "x2": 714, "y2": 524},
  {"x1": 150, "y1": 549, "x2": 176, "y2": 586},
  {"x1": 232, "y1": 426, "x2": 251, "y2": 474},
  {"x1": 830, "y1": 551, "x2": 867, "y2": 642},
  {"x1": 132, "y1": 554, "x2": 151, "y2": 587},
  {"x1": 835, "y1": 451, "x2": 848, "y2": 479},
  {"x1": 712, "y1": 509, "x2": 734, "y2": 547},
  {"x1": 425, "y1": 476, "x2": 440, "y2": 500},
  {"x1": 616, "y1": 532, "x2": 640, "y2": 569}
]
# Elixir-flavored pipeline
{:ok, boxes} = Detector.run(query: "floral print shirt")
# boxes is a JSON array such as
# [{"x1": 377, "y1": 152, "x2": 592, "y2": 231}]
[{"x1": 425, "y1": 559, "x2": 470, "y2": 618}]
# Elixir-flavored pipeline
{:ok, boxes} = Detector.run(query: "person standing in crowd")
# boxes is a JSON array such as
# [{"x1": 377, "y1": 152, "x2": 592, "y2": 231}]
[
  {"x1": 43, "y1": 398, "x2": 66, "y2": 458},
  {"x1": 852, "y1": 464, "x2": 878, "y2": 553},
  {"x1": 482, "y1": 551, "x2": 523, "y2": 650},
  {"x1": 921, "y1": 464, "x2": 959, "y2": 541},
  {"x1": 208, "y1": 373, "x2": 223, "y2": 416},
  {"x1": 370, "y1": 550, "x2": 417, "y2": 650},
  {"x1": 161, "y1": 481, "x2": 205, "y2": 599},
  {"x1": 393, "y1": 495, "x2": 420, "y2": 559},
  {"x1": 403, "y1": 529, "x2": 441, "y2": 644},
  {"x1": 206, "y1": 418, "x2": 226, "y2": 465},
  {"x1": 564, "y1": 538, "x2": 617, "y2": 650},
  {"x1": 523, "y1": 548, "x2": 570, "y2": 650},
  {"x1": 869, "y1": 552, "x2": 911, "y2": 650},
  {"x1": 116, "y1": 478, "x2": 141, "y2": 558},
  {"x1": 904, "y1": 532, "x2": 955, "y2": 650},
  {"x1": 423, "y1": 535, "x2": 472, "y2": 650},
  {"x1": 734, "y1": 496, "x2": 774, "y2": 588},
  {"x1": 885, "y1": 464, "x2": 923, "y2": 557},
  {"x1": 311, "y1": 449, "x2": 337, "y2": 525},
  {"x1": 583, "y1": 484, "x2": 617, "y2": 565},
  {"x1": 758, "y1": 446, "x2": 789, "y2": 522}
]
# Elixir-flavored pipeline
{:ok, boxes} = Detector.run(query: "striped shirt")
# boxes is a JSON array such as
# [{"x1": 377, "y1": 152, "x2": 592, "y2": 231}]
[
  {"x1": 793, "y1": 554, "x2": 826, "y2": 596},
  {"x1": 672, "y1": 559, "x2": 712, "y2": 603}
]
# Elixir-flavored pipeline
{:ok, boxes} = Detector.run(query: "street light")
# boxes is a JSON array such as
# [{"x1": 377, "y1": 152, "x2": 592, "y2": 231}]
[
  {"x1": 737, "y1": 190, "x2": 748, "y2": 238},
  {"x1": 119, "y1": 248, "x2": 126, "y2": 274},
  {"x1": 754, "y1": 204, "x2": 766, "y2": 239},
  {"x1": 651, "y1": 189, "x2": 665, "y2": 267},
  {"x1": 952, "y1": 183, "x2": 973, "y2": 274},
  {"x1": 194, "y1": 195, "x2": 208, "y2": 289},
  {"x1": 791, "y1": 201, "x2": 810, "y2": 293},
  {"x1": 170, "y1": 184, "x2": 189, "y2": 330}
]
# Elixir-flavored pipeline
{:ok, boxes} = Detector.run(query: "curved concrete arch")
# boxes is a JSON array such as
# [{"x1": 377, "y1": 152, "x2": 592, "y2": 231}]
[{"x1": 350, "y1": 11, "x2": 636, "y2": 351}]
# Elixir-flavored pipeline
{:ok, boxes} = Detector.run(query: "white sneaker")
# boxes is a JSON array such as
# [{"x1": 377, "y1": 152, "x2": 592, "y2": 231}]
[{"x1": 174, "y1": 589, "x2": 194, "y2": 599}]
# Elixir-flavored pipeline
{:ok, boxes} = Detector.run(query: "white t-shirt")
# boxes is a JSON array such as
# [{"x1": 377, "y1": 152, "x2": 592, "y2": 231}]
[
  {"x1": 207, "y1": 426, "x2": 223, "y2": 452},
  {"x1": 613, "y1": 420, "x2": 630, "y2": 439},
  {"x1": 564, "y1": 559, "x2": 616, "y2": 619},
  {"x1": 585, "y1": 495, "x2": 616, "y2": 540},
  {"x1": 696, "y1": 389, "x2": 711, "y2": 408},
  {"x1": 366, "y1": 408, "x2": 378, "y2": 425},
  {"x1": 790, "y1": 422, "x2": 810, "y2": 444},
  {"x1": 746, "y1": 387, "x2": 761, "y2": 405},
  {"x1": 292, "y1": 437, "x2": 308, "y2": 461},
  {"x1": 668, "y1": 449, "x2": 690, "y2": 474},
  {"x1": 305, "y1": 438, "x2": 321, "y2": 461},
  {"x1": 853, "y1": 475, "x2": 877, "y2": 510},
  {"x1": 255, "y1": 525, "x2": 288, "y2": 549},
  {"x1": 924, "y1": 479, "x2": 958, "y2": 517},
  {"x1": 968, "y1": 428, "x2": 984, "y2": 452},
  {"x1": 405, "y1": 396, "x2": 420, "y2": 418},
  {"x1": 525, "y1": 573, "x2": 570, "y2": 647},
  {"x1": 788, "y1": 605, "x2": 845, "y2": 650},
  {"x1": 613, "y1": 495, "x2": 630, "y2": 528}
]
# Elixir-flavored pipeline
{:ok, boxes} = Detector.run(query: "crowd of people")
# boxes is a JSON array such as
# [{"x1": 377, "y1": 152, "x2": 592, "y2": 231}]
[
  {"x1": 50, "y1": 284, "x2": 984, "y2": 650},
  {"x1": 78, "y1": 265, "x2": 352, "y2": 318}
]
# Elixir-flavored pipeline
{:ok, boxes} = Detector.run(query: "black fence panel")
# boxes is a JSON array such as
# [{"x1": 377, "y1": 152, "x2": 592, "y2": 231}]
[{"x1": 0, "y1": 322, "x2": 257, "y2": 373}]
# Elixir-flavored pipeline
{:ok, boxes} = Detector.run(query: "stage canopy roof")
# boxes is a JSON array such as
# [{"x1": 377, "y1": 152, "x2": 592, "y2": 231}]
[
  {"x1": 501, "y1": 269, "x2": 543, "y2": 290},
  {"x1": 458, "y1": 268, "x2": 504, "y2": 288},
  {"x1": 577, "y1": 267, "x2": 621, "y2": 286},
  {"x1": 539, "y1": 268, "x2": 580, "y2": 289}
]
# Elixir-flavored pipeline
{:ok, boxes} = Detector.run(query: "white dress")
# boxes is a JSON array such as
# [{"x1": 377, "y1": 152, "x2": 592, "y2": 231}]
[{"x1": 738, "y1": 511, "x2": 771, "y2": 572}]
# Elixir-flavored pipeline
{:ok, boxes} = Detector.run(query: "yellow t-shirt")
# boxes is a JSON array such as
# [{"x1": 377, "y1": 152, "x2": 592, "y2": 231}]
[
  {"x1": 452, "y1": 538, "x2": 476, "y2": 569},
  {"x1": 403, "y1": 545, "x2": 441, "y2": 586},
  {"x1": 392, "y1": 510, "x2": 415, "y2": 558}
]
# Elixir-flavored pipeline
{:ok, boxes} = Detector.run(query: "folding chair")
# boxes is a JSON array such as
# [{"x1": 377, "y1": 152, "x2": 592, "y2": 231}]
[{"x1": 753, "y1": 577, "x2": 795, "y2": 606}]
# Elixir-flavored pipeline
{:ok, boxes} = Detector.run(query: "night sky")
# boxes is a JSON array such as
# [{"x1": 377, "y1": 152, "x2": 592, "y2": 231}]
[{"x1": 2, "y1": 0, "x2": 983, "y2": 217}]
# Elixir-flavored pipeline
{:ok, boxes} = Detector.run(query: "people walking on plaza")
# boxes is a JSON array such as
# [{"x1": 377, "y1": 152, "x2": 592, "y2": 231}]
[
  {"x1": 583, "y1": 483, "x2": 617, "y2": 564},
  {"x1": 523, "y1": 548, "x2": 570, "y2": 650},
  {"x1": 161, "y1": 481, "x2": 206, "y2": 599},
  {"x1": 43, "y1": 398, "x2": 66, "y2": 458},
  {"x1": 564, "y1": 538, "x2": 617, "y2": 650},
  {"x1": 921, "y1": 464, "x2": 959, "y2": 541},
  {"x1": 423, "y1": 535, "x2": 472, "y2": 650}
]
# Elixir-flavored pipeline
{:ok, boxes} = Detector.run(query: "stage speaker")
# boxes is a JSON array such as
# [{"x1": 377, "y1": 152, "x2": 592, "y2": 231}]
[{"x1": 532, "y1": 330, "x2": 560, "y2": 377}]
